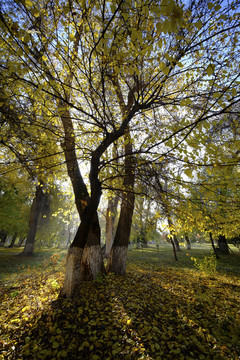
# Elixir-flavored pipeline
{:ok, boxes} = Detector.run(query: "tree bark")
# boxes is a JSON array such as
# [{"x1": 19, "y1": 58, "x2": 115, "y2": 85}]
[
  {"x1": 170, "y1": 236, "x2": 178, "y2": 261},
  {"x1": 107, "y1": 130, "x2": 135, "y2": 275},
  {"x1": 173, "y1": 234, "x2": 181, "y2": 252},
  {"x1": 8, "y1": 233, "x2": 17, "y2": 248},
  {"x1": 105, "y1": 194, "x2": 119, "y2": 259},
  {"x1": 17, "y1": 237, "x2": 25, "y2": 247},
  {"x1": 217, "y1": 234, "x2": 229, "y2": 254},
  {"x1": 0, "y1": 231, "x2": 8, "y2": 247},
  {"x1": 209, "y1": 232, "x2": 219, "y2": 259},
  {"x1": 185, "y1": 234, "x2": 191, "y2": 250},
  {"x1": 60, "y1": 187, "x2": 105, "y2": 297},
  {"x1": 59, "y1": 105, "x2": 105, "y2": 297},
  {"x1": 20, "y1": 182, "x2": 44, "y2": 256}
]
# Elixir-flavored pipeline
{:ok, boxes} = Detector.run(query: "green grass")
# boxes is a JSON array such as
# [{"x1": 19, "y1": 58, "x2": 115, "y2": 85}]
[
  {"x1": 127, "y1": 243, "x2": 240, "y2": 276},
  {"x1": 0, "y1": 247, "x2": 67, "y2": 284},
  {"x1": 0, "y1": 243, "x2": 239, "y2": 283}
]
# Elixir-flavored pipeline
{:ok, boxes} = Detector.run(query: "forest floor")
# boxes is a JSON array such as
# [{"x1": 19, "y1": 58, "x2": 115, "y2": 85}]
[{"x1": 0, "y1": 244, "x2": 240, "y2": 359}]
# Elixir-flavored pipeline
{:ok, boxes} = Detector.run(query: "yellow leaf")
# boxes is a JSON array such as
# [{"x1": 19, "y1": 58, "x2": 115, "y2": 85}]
[
  {"x1": 25, "y1": 0, "x2": 33, "y2": 7},
  {"x1": 22, "y1": 306, "x2": 30, "y2": 312}
]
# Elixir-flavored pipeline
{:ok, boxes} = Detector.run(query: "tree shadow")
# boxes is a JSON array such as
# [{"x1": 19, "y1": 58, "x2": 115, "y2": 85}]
[{"x1": 5, "y1": 263, "x2": 240, "y2": 360}]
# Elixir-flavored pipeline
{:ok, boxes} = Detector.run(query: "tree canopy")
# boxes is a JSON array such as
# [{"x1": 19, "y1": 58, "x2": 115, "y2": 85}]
[{"x1": 0, "y1": 0, "x2": 240, "y2": 294}]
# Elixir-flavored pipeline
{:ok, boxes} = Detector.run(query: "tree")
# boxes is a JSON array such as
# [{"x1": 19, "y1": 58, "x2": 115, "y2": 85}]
[
  {"x1": 0, "y1": 80, "x2": 63, "y2": 255},
  {"x1": 0, "y1": 174, "x2": 31, "y2": 243},
  {"x1": 1, "y1": 0, "x2": 240, "y2": 297}
]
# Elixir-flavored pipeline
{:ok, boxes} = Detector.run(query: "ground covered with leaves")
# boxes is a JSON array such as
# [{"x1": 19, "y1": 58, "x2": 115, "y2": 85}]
[{"x1": 0, "y1": 249, "x2": 240, "y2": 360}]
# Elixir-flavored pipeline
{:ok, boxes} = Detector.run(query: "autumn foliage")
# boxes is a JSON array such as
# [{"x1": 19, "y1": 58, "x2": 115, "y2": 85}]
[{"x1": 0, "y1": 248, "x2": 239, "y2": 360}]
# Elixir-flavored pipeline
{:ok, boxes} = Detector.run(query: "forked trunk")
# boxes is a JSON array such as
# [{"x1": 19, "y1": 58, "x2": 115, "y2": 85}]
[
  {"x1": 20, "y1": 182, "x2": 44, "y2": 256},
  {"x1": 60, "y1": 211, "x2": 105, "y2": 298}
]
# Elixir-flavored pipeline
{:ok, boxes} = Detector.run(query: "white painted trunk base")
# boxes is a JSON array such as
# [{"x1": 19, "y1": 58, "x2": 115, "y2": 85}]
[
  {"x1": 60, "y1": 247, "x2": 83, "y2": 298},
  {"x1": 60, "y1": 246, "x2": 105, "y2": 298},
  {"x1": 81, "y1": 245, "x2": 105, "y2": 280},
  {"x1": 109, "y1": 246, "x2": 128, "y2": 275}
]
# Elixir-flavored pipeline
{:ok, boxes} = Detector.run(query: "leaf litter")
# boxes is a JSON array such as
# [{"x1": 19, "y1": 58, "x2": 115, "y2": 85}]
[{"x1": 0, "y1": 262, "x2": 239, "y2": 359}]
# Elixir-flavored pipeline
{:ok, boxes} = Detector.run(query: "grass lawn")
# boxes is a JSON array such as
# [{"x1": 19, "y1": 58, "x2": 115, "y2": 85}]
[{"x1": 0, "y1": 244, "x2": 239, "y2": 359}]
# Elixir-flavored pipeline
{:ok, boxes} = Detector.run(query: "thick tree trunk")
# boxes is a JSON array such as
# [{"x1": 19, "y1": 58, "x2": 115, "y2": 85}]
[
  {"x1": 81, "y1": 212, "x2": 105, "y2": 280},
  {"x1": 107, "y1": 190, "x2": 135, "y2": 275},
  {"x1": 105, "y1": 194, "x2": 119, "y2": 259},
  {"x1": 60, "y1": 177, "x2": 105, "y2": 297},
  {"x1": 20, "y1": 183, "x2": 44, "y2": 256},
  {"x1": 60, "y1": 106, "x2": 106, "y2": 297},
  {"x1": 185, "y1": 234, "x2": 191, "y2": 250},
  {"x1": 217, "y1": 235, "x2": 229, "y2": 254},
  {"x1": 107, "y1": 131, "x2": 135, "y2": 275}
]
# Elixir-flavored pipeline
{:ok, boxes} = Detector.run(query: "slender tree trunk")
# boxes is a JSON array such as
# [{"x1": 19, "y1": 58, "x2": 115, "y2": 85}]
[
  {"x1": 217, "y1": 234, "x2": 229, "y2": 254},
  {"x1": 107, "y1": 130, "x2": 135, "y2": 275},
  {"x1": 0, "y1": 231, "x2": 8, "y2": 247},
  {"x1": 173, "y1": 234, "x2": 181, "y2": 252},
  {"x1": 209, "y1": 232, "x2": 219, "y2": 259},
  {"x1": 171, "y1": 236, "x2": 178, "y2": 261},
  {"x1": 167, "y1": 215, "x2": 181, "y2": 254},
  {"x1": 105, "y1": 194, "x2": 119, "y2": 259},
  {"x1": 8, "y1": 233, "x2": 17, "y2": 248},
  {"x1": 20, "y1": 183, "x2": 44, "y2": 256},
  {"x1": 185, "y1": 234, "x2": 191, "y2": 250},
  {"x1": 17, "y1": 237, "x2": 25, "y2": 247}
]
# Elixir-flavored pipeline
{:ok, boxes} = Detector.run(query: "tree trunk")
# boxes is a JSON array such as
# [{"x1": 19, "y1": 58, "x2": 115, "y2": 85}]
[
  {"x1": 17, "y1": 237, "x2": 25, "y2": 247},
  {"x1": 173, "y1": 234, "x2": 181, "y2": 252},
  {"x1": 107, "y1": 190, "x2": 135, "y2": 275},
  {"x1": 60, "y1": 174, "x2": 105, "y2": 297},
  {"x1": 105, "y1": 194, "x2": 119, "y2": 259},
  {"x1": 217, "y1": 234, "x2": 229, "y2": 254},
  {"x1": 0, "y1": 231, "x2": 8, "y2": 247},
  {"x1": 209, "y1": 232, "x2": 219, "y2": 259},
  {"x1": 8, "y1": 233, "x2": 17, "y2": 248},
  {"x1": 81, "y1": 212, "x2": 105, "y2": 280},
  {"x1": 20, "y1": 183, "x2": 44, "y2": 256},
  {"x1": 185, "y1": 234, "x2": 191, "y2": 250},
  {"x1": 107, "y1": 130, "x2": 135, "y2": 275},
  {"x1": 59, "y1": 105, "x2": 105, "y2": 297},
  {"x1": 171, "y1": 236, "x2": 178, "y2": 261}
]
